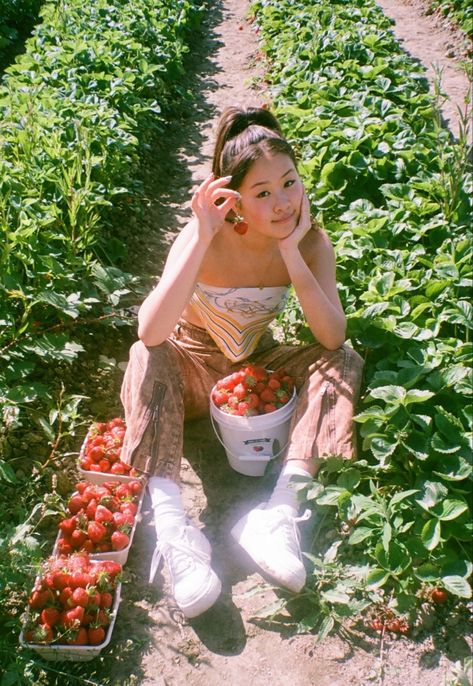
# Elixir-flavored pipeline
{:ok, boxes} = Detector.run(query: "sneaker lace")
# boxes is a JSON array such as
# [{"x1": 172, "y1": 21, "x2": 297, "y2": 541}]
[
  {"x1": 149, "y1": 528, "x2": 210, "y2": 584},
  {"x1": 265, "y1": 508, "x2": 311, "y2": 560}
]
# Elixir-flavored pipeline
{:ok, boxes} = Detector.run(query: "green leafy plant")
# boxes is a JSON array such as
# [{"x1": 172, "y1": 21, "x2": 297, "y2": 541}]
[{"x1": 253, "y1": 0, "x2": 472, "y2": 639}]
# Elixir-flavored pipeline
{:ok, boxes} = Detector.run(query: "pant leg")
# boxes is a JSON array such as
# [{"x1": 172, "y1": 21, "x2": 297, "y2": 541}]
[
  {"x1": 252, "y1": 342, "x2": 364, "y2": 463},
  {"x1": 120, "y1": 321, "x2": 232, "y2": 482}
]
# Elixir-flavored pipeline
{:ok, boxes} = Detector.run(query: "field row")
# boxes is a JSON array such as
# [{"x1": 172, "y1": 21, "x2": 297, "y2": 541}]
[{"x1": 253, "y1": 0, "x2": 472, "y2": 638}]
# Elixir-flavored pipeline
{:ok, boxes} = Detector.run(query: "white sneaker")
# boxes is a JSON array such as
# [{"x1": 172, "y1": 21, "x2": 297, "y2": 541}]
[
  {"x1": 231, "y1": 505, "x2": 311, "y2": 593},
  {"x1": 149, "y1": 523, "x2": 222, "y2": 618}
]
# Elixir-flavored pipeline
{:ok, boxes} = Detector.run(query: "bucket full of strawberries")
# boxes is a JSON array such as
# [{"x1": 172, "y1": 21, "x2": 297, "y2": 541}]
[{"x1": 210, "y1": 364, "x2": 296, "y2": 477}]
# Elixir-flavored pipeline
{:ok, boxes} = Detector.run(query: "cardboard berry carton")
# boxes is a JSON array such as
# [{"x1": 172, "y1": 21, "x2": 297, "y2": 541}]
[
  {"x1": 54, "y1": 479, "x2": 145, "y2": 566},
  {"x1": 20, "y1": 553, "x2": 122, "y2": 661}
]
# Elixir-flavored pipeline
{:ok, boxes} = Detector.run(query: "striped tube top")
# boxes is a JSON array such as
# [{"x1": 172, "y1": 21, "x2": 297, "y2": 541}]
[{"x1": 190, "y1": 282, "x2": 290, "y2": 363}]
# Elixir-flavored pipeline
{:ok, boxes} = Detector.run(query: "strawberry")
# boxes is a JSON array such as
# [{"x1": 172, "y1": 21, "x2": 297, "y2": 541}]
[
  {"x1": 71, "y1": 587, "x2": 90, "y2": 608},
  {"x1": 212, "y1": 389, "x2": 229, "y2": 406},
  {"x1": 111, "y1": 530, "x2": 129, "y2": 550},
  {"x1": 67, "y1": 627, "x2": 88, "y2": 645},
  {"x1": 59, "y1": 516, "x2": 78, "y2": 536},
  {"x1": 260, "y1": 388, "x2": 277, "y2": 403},
  {"x1": 87, "y1": 521, "x2": 107, "y2": 544},
  {"x1": 40, "y1": 607, "x2": 60, "y2": 627},
  {"x1": 87, "y1": 590, "x2": 101, "y2": 610},
  {"x1": 86, "y1": 499, "x2": 98, "y2": 519},
  {"x1": 88, "y1": 626, "x2": 106, "y2": 645},
  {"x1": 233, "y1": 383, "x2": 248, "y2": 400},
  {"x1": 95, "y1": 505, "x2": 113, "y2": 524},
  {"x1": 59, "y1": 587, "x2": 74, "y2": 607},
  {"x1": 113, "y1": 511, "x2": 134, "y2": 528},
  {"x1": 51, "y1": 571, "x2": 72, "y2": 591},
  {"x1": 68, "y1": 494, "x2": 85, "y2": 515},
  {"x1": 95, "y1": 608, "x2": 110, "y2": 626},
  {"x1": 29, "y1": 589, "x2": 53, "y2": 610},
  {"x1": 119, "y1": 502, "x2": 137, "y2": 516},
  {"x1": 97, "y1": 560, "x2": 122, "y2": 579},
  {"x1": 100, "y1": 592, "x2": 113, "y2": 609},
  {"x1": 71, "y1": 529, "x2": 88, "y2": 550},
  {"x1": 32, "y1": 624, "x2": 54, "y2": 644},
  {"x1": 62, "y1": 606, "x2": 85, "y2": 629},
  {"x1": 431, "y1": 587, "x2": 448, "y2": 604}
]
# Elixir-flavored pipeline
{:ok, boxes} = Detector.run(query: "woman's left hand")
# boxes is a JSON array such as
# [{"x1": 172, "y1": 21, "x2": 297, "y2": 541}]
[{"x1": 277, "y1": 192, "x2": 313, "y2": 254}]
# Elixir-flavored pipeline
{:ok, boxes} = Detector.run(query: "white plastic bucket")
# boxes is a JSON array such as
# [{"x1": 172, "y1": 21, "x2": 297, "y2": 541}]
[{"x1": 210, "y1": 388, "x2": 296, "y2": 477}]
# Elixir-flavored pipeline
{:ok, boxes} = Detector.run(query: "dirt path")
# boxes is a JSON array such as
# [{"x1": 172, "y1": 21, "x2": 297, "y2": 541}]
[
  {"x1": 108, "y1": 2, "x2": 471, "y2": 685},
  {"x1": 374, "y1": 0, "x2": 471, "y2": 141}
]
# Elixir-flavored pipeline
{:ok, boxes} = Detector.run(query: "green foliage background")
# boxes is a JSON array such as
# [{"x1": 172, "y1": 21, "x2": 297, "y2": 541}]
[{"x1": 253, "y1": 0, "x2": 472, "y2": 636}]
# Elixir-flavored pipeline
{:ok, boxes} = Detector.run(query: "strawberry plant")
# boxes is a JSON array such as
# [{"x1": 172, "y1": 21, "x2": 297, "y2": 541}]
[
  {"x1": 0, "y1": 0, "x2": 204, "y2": 443},
  {"x1": 252, "y1": 0, "x2": 472, "y2": 639},
  {"x1": 428, "y1": 0, "x2": 473, "y2": 40}
]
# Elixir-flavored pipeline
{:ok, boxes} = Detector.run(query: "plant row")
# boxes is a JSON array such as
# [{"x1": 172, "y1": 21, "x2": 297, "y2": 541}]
[
  {"x1": 429, "y1": 0, "x2": 473, "y2": 39},
  {"x1": 0, "y1": 0, "x2": 203, "y2": 451},
  {"x1": 252, "y1": 0, "x2": 472, "y2": 639}
]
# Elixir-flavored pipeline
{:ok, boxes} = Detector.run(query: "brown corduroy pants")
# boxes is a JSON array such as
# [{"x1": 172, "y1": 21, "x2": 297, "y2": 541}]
[{"x1": 120, "y1": 318, "x2": 364, "y2": 483}]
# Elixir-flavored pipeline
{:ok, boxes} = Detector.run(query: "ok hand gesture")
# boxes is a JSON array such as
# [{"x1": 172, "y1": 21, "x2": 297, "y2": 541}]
[{"x1": 191, "y1": 173, "x2": 240, "y2": 242}]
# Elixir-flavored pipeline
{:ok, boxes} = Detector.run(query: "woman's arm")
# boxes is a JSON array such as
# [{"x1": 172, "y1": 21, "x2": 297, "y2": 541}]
[
  {"x1": 138, "y1": 174, "x2": 239, "y2": 346},
  {"x1": 278, "y1": 195, "x2": 346, "y2": 350}
]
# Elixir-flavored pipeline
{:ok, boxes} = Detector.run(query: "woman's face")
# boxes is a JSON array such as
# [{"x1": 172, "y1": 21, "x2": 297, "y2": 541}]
[{"x1": 237, "y1": 153, "x2": 304, "y2": 239}]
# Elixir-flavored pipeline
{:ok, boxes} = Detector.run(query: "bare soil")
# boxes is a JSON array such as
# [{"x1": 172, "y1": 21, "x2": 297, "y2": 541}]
[{"x1": 103, "y1": 2, "x2": 472, "y2": 685}]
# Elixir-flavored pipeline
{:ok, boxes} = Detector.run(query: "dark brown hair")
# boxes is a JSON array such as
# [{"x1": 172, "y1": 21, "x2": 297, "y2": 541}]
[{"x1": 212, "y1": 106, "x2": 297, "y2": 190}]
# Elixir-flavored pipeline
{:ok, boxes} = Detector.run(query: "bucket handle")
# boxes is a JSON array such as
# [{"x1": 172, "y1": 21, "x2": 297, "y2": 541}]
[{"x1": 210, "y1": 410, "x2": 290, "y2": 462}]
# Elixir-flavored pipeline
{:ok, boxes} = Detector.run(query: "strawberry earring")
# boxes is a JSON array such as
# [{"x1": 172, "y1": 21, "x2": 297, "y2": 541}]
[
  {"x1": 233, "y1": 214, "x2": 248, "y2": 235},
  {"x1": 232, "y1": 200, "x2": 248, "y2": 234}
]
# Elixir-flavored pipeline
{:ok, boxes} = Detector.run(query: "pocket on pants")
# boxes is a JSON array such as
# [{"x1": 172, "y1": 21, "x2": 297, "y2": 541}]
[{"x1": 320, "y1": 381, "x2": 337, "y2": 456}]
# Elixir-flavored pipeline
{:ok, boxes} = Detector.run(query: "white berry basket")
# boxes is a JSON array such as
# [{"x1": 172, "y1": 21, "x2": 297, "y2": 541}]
[
  {"x1": 19, "y1": 583, "x2": 122, "y2": 661},
  {"x1": 54, "y1": 489, "x2": 144, "y2": 566},
  {"x1": 77, "y1": 435, "x2": 146, "y2": 485}
]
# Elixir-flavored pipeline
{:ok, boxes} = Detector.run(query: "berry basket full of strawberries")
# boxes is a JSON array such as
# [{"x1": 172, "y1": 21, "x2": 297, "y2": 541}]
[
  {"x1": 20, "y1": 553, "x2": 122, "y2": 661},
  {"x1": 54, "y1": 479, "x2": 145, "y2": 566},
  {"x1": 210, "y1": 365, "x2": 297, "y2": 477},
  {"x1": 78, "y1": 417, "x2": 144, "y2": 484}
]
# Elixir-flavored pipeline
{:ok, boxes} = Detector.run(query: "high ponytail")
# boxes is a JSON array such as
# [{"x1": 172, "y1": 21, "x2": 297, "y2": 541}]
[{"x1": 212, "y1": 106, "x2": 297, "y2": 189}]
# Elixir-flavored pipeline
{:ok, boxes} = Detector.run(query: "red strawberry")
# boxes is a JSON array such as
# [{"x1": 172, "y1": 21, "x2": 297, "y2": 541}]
[
  {"x1": 40, "y1": 607, "x2": 60, "y2": 627},
  {"x1": 32, "y1": 624, "x2": 54, "y2": 644},
  {"x1": 29, "y1": 590, "x2": 53, "y2": 610},
  {"x1": 63, "y1": 606, "x2": 85, "y2": 629},
  {"x1": 87, "y1": 521, "x2": 107, "y2": 544},
  {"x1": 431, "y1": 587, "x2": 448, "y2": 604},
  {"x1": 233, "y1": 383, "x2": 248, "y2": 400},
  {"x1": 71, "y1": 529, "x2": 88, "y2": 550},
  {"x1": 68, "y1": 494, "x2": 85, "y2": 515},
  {"x1": 111, "y1": 531, "x2": 129, "y2": 550},
  {"x1": 88, "y1": 626, "x2": 106, "y2": 645},
  {"x1": 71, "y1": 587, "x2": 90, "y2": 608},
  {"x1": 100, "y1": 592, "x2": 113, "y2": 609},
  {"x1": 59, "y1": 516, "x2": 78, "y2": 536},
  {"x1": 67, "y1": 627, "x2": 88, "y2": 645},
  {"x1": 95, "y1": 505, "x2": 113, "y2": 524}
]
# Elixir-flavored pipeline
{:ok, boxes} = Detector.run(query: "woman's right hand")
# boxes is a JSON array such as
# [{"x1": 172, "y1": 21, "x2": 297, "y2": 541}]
[{"x1": 191, "y1": 173, "x2": 240, "y2": 241}]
